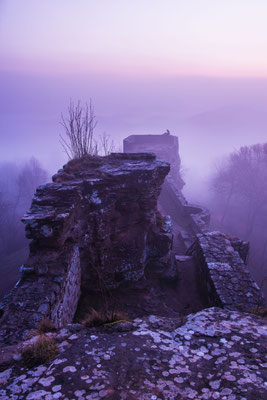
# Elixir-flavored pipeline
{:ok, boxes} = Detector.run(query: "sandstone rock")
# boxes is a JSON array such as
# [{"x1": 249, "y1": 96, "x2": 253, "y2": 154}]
[
  {"x1": 0, "y1": 153, "x2": 171, "y2": 344},
  {"x1": 187, "y1": 231, "x2": 265, "y2": 312},
  {"x1": 0, "y1": 308, "x2": 266, "y2": 399}
]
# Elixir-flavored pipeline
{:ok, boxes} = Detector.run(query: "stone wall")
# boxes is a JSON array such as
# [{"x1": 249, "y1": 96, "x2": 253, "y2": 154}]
[
  {"x1": 0, "y1": 153, "x2": 171, "y2": 344},
  {"x1": 50, "y1": 245, "x2": 81, "y2": 327},
  {"x1": 123, "y1": 133, "x2": 265, "y2": 312},
  {"x1": 123, "y1": 133, "x2": 210, "y2": 243},
  {"x1": 0, "y1": 242, "x2": 81, "y2": 345},
  {"x1": 123, "y1": 133, "x2": 184, "y2": 190},
  {"x1": 187, "y1": 231, "x2": 264, "y2": 312}
]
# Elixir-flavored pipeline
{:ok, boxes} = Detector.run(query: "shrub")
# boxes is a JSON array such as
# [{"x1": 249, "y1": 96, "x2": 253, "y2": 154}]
[
  {"x1": 22, "y1": 335, "x2": 58, "y2": 367},
  {"x1": 82, "y1": 308, "x2": 129, "y2": 328}
]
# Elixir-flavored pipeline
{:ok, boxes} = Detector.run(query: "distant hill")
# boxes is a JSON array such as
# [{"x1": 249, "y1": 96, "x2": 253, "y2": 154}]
[{"x1": 185, "y1": 105, "x2": 267, "y2": 134}]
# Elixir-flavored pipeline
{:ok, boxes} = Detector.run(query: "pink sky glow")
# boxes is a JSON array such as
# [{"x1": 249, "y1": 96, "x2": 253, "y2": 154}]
[
  {"x1": 1, "y1": 0, "x2": 267, "y2": 201},
  {"x1": 1, "y1": 0, "x2": 267, "y2": 78}
]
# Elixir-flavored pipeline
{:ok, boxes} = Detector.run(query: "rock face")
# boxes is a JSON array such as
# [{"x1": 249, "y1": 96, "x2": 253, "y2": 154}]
[
  {"x1": 187, "y1": 231, "x2": 264, "y2": 312},
  {"x1": 0, "y1": 153, "x2": 171, "y2": 343},
  {"x1": 1, "y1": 308, "x2": 266, "y2": 399}
]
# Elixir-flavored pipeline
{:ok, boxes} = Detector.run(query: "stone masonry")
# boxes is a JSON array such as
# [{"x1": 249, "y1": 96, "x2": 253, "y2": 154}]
[
  {"x1": 123, "y1": 133, "x2": 184, "y2": 190},
  {"x1": 187, "y1": 231, "x2": 264, "y2": 312},
  {"x1": 123, "y1": 133, "x2": 210, "y2": 243},
  {"x1": 123, "y1": 133, "x2": 264, "y2": 313}
]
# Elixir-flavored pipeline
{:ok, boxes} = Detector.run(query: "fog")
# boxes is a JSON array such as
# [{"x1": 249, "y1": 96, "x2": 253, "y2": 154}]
[
  {"x1": 1, "y1": 70, "x2": 267, "y2": 296},
  {"x1": 1, "y1": 70, "x2": 267, "y2": 197},
  {"x1": 0, "y1": 158, "x2": 48, "y2": 297}
]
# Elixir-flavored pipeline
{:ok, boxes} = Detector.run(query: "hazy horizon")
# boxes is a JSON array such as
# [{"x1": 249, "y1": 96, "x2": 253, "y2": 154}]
[
  {"x1": 1, "y1": 0, "x2": 267, "y2": 200},
  {"x1": 1, "y1": 70, "x2": 267, "y2": 199}
]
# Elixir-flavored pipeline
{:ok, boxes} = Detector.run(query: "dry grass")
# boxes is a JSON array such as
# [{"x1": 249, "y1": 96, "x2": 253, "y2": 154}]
[
  {"x1": 82, "y1": 308, "x2": 129, "y2": 328},
  {"x1": 249, "y1": 306, "x2": 267, "y2": 317},
  {"x1": 36, "y1": 319, "x2": 57, "y2": 334},
  {"x1": 25, "y1": 319, "x2": 57, "y2": 340},
  {"x1": 22, "y1": 335, "x2": 58, "y2": 367}
]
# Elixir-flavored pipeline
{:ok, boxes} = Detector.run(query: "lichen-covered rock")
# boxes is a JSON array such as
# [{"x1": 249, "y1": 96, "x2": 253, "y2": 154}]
[
  {"x1": 187, "y1": 232, "x2": 265, "y2": 312},
  {"x1": 0, "y1": 308, "x2": 266, "y2": 399}
]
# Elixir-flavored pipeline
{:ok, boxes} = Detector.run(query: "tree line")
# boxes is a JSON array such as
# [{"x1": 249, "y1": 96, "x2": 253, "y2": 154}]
[
  {"x1": 209, "y1": 142, "x2": 267, "y2": 294},
  {"x1": 0, "y1": 157, "x2": 48, "y2": 255}
]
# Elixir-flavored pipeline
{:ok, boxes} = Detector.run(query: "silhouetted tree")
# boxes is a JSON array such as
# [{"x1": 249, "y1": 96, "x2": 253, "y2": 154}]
[
  {"x1": 17, "y1": 157, "x2": 48, "y2": 208},
  {"x1": 0, "y1": 158, "x2": 48, "y2": 254},
  {"x1": 211, "y1": 143, "x2": 267, "y2": 237},
  {"x1": 210, "y1": 143, "x2": 267, "y2": 294},
  {"x1": 99, "y1": 132, "x2": 115, "y2": 156},
  {"x1": 60, "y1": 100, "x2": 98, "y2": 159}
]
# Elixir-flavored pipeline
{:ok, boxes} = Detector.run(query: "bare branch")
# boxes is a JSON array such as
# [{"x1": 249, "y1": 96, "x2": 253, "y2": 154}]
[{"x1": 60, "y1": 99, "x2": 98, "y2": 159}]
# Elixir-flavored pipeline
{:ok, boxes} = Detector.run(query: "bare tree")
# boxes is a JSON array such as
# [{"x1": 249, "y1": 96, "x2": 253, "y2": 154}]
[
  {"x1": 60, "y1": 100, "x2": 98, "y2": 159},
  {"x1": 211, "y1": 143, "x2": 267, "y2": 235},
  {"x1": 17, "y1": 157, "x2": 48, "y2": 207},
  {"x1": 210, "y1": 143, "x2": 267, "y2": 296},
  {"x1": 0, "y1": 158, "x2": 48, "y2": 255},
  {"x1": 99, "y1": 132, "x2": 115, "y2": 156}
]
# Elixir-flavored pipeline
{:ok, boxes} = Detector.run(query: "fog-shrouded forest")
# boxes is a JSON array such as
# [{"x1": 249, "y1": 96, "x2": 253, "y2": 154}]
[
  {"x1": 207, "y1": 143, "x2": 267, "y2": 296},
  {"x1": 0, "y1": 158, "x2": 48, "y2": 297}
]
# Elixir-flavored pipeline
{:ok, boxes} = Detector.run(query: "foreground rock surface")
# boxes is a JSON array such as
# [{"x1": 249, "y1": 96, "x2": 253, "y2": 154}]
[{"x1": 0, "y1": 308, "x2": 266, "y2": 399}]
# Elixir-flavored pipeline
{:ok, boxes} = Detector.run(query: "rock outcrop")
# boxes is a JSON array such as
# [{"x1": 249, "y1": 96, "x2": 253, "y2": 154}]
[
  {"x1": 0, "y1": 153, "x2": 171, "y2": 344},
  {"x1": 0, "y1": 308, "x2": 266, "y2": 399}
]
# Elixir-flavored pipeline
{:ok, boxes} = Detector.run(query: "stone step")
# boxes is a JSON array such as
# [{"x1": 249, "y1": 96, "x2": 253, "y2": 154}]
[{"x1": 175, "y1": 255, "x2": 193, "y2": 263}]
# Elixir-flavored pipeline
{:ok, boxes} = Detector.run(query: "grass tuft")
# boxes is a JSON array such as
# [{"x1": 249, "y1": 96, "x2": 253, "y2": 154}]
[
  {"x1": 22, "y1": 335, "x2": 58, "y2": 367},
  {"x1": 36, "y1": 319, "x2": 57, "y2": 334},
  {"x1": 82, "y1": 308, "x2": 129, "y2": 328}
]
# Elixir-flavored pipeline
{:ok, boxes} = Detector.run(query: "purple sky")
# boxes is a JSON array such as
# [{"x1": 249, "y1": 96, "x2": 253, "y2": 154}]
[
  {"x1": 1, "y1": 1, "x2": 267, "y2": 199},
  {"x1": 2, "y1": 1, "x2": 267, "y2": 77}
]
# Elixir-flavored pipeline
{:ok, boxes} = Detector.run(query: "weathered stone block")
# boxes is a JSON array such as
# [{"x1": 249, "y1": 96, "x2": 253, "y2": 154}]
[{"x1": 187, "y1": 231, "x2": 265, "y2": 312}]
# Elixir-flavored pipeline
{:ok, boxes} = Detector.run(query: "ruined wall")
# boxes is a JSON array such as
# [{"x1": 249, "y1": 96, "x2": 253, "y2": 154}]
[
  {"x1": 123, "y1": 133, "x2": 265, "y2": 311},
  {"x1": 187, "y1": 232, "x2": 264, "y2": 312},
  {"x1": 124, "y1": 133, "x2": 184, "y2": 190},
  {"x1": 123, "y1": 133, "x2": 210, "y2": 243},
  {"x1": 0, "y1": 153, "x2": 171, "y2": 344}
]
